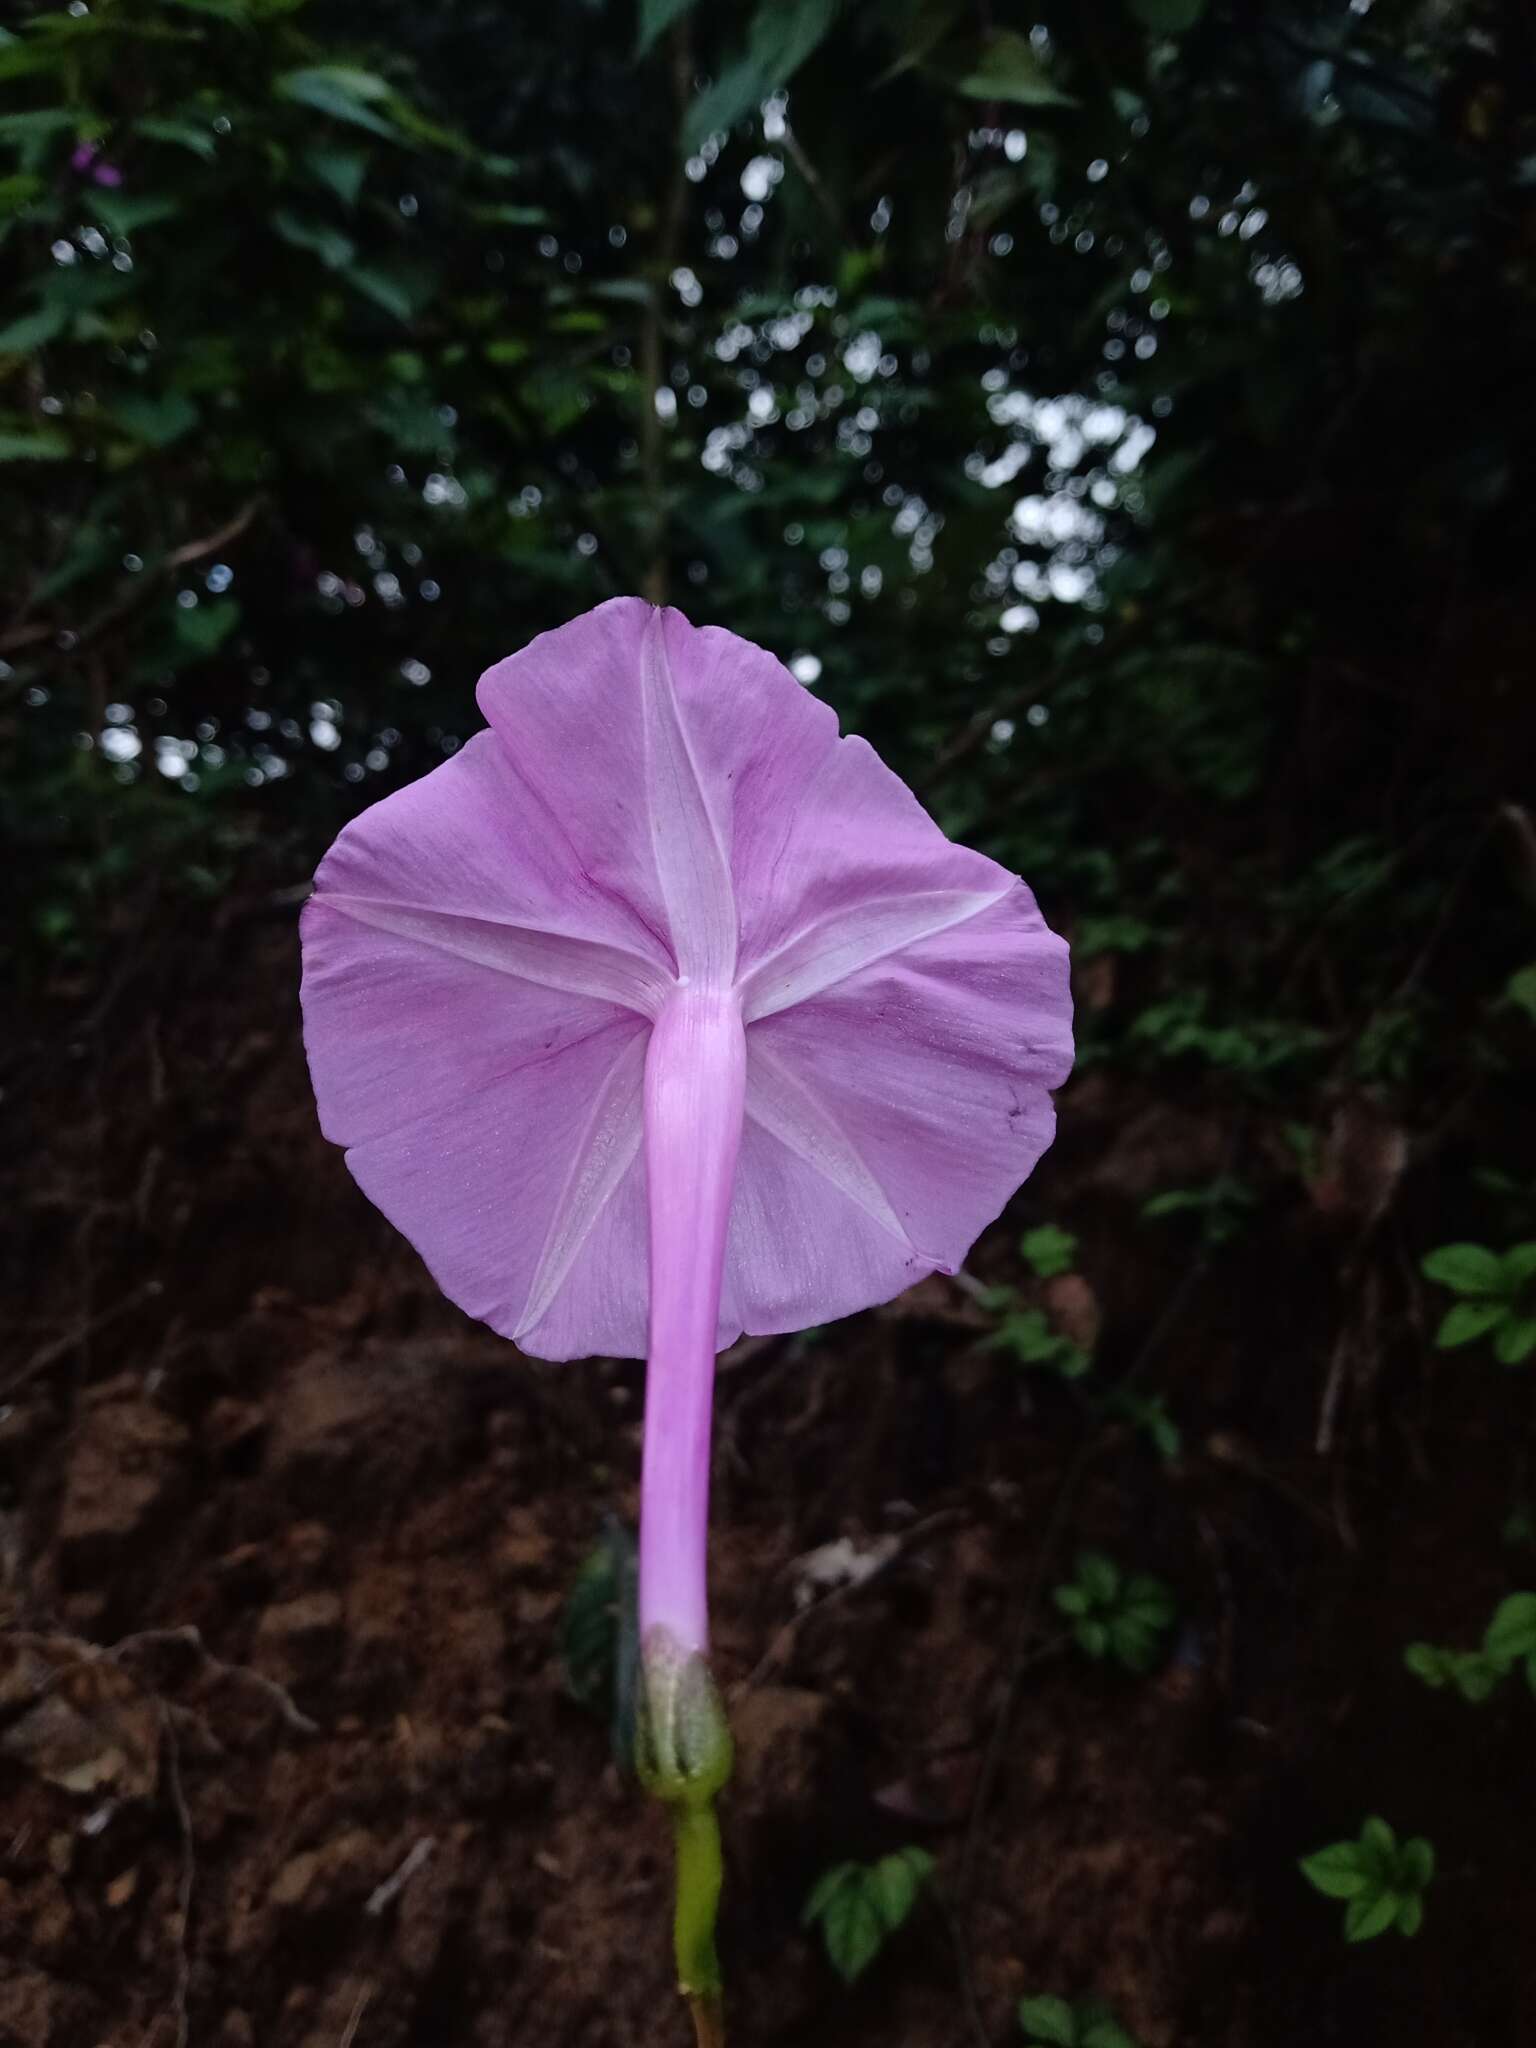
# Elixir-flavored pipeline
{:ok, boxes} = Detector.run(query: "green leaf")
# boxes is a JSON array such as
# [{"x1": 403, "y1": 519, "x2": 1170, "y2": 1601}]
[
  {"x1": 136, "y1": 116, "x2": 217, "y2": 159},
  {"x1": 1021, "y1": 1224, "x2": 1078, "y2": 1278},
  {"x1": 0, "y1": 173, "x2": 44, "y2": 215},
  {"x1": 869, "y1": 1846, "x2": 933, "y2": 1931},
  {"x1": 347, "y1": 263, "x2": 433, "y2": 322},
  {"x1": 1403, "y1": 1642, "x2": 1447, "y2": 1688},
  {"x1": 682, "y1": 0, "x2": 837, "y2": 153},
  {"x1": 1483, "y1": 1592, "x2": 1536, "y2": 1667},
  {"x1": 1436, "y1": 1301, "x2": 1508, "y2": 1349},
  {"x1": 275, "y1": 67, "x2": 401, "y2": 141},
  {"x1": 107, "y1": 390, "x2": 200, "y2": 447},
  {"x1": 1449, "y1": 1653, "x2": 1503, "y2": 1703},
  {"x1": 1079, "y1": 1552, "x2": 1120, "y2": 1605},
  {"x1": 1081, "y1": 2020, "x2": 1140, "y2": 2048},
  {"x1": 637, "y1": 0, "x2": 699, "y2": 56},
  {"x1": 1299, "y1": 1844, "x2": 1369, "y2": 1900},
  {"x1": 173, "y1": 598, "x2": 240, "y2": 655},
  {"x1": 0, "y1": 304, "x2": 67, "y2": 351},
  {"x1": 561, "y1": 1539, "x2": 621, "y2": 1710},
  {"x1": 1018, "y1": 1994, "x2": 1078, "y2": 2046},
  {"x1": 954, "y1": 30, "x2": 1077, "y2": 107},
  {"x1": 1399, "y1": 1837, "x2": 1435, "y2": 1890},
  {"x1": 1053, "y1": 1584, "x2": 1090, "y2": 1617},
  {"x1": 802, "y1": 1861, "x2": 858, "y2": 1926},
  {"x1": 0, "y1": 428, "x2": 70, "y2": 460},
  {"x1": 1344, "y1": 1890, "x2": 1400, "y2": 1943},
  {"x1": 0, "y1": 109, "x2": 78, "y2": 142},
  {"x1": 1503, "y1": 1245, "x2": 1536, "y2": 1286},
  {"x1": 271, "y1": 208, "x2": 357, "y2": 270},
  {"x1": 1076, "y1": 1618, "x2": 1110, "y2": 1659},
  {"x1": 1128, "y1": 0, "x2": 1206, "y2": 32},
  {"x1": 1503, "y1": 965, "x2": 1536, "y2": 1023},
  {"x1": 89, "y1": 192, "x2": 181, "y2": 236},
  {"x1": 1359, "y1": 1816, "x2": 1397, "y2": 1867},
  {"x1": 1395, "y1": 1892, "x2": 1424, "y2": 1937},
  {"x1": 1420, "y1": 1244, "x2": 1505, "y2": 1297},
  {"x1": 819, "y1": 1872, "x2": 886, "y2": 1984},
  {"x1": 304, "y1": 146, "x2": 369, "y2": 208},
  {"x1": 1494, "y1": 1317, "x2": 1536, "y2": 1367}
]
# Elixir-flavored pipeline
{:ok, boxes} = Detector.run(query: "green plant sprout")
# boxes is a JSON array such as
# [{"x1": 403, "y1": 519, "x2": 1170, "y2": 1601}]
[
  {"x1": 1405, "y1": 1592, "x2": 1536, "y2": 1704},
  {"x1": 1141, "y1": 1175, "x2": 1257, "y2": 1248},
  {"x1": 1052, "y1": 1552, "x2": 1177, "y2": 1673},
  {"x1": 801, "y1": 1847, "x2": 935, "y2": 1984},
  {"x1": 1421, "y1": 1243, "x2": 1536, "y2": 1366},
  {"x1": 1299, "y1": 1817, "x2": 1434, "y2": 1941},
  {"x1": 1018, "y1": 1993, "x2": 1142, "y2": 2048},
  {"x1": 1099, "y1": 1388, "x2": 1182, "y2": 1464},
  {"x1": 1020, "y1": 1223, "x2": 1081, "y2": 1279},
  {"x1": 983, "y1": 1302, "x2": 1092, "y2": 1380}
]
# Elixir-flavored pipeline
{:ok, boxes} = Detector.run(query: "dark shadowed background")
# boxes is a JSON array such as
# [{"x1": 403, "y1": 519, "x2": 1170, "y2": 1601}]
[{"x1": 3, "y1": 2, "x2": 1536, "y2": 2043}]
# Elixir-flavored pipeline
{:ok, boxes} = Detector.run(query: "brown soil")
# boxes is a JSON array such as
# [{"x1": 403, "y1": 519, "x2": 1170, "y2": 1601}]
[{"x1": 4, "y1": 895, "x2": 1536, "y2": 2048}]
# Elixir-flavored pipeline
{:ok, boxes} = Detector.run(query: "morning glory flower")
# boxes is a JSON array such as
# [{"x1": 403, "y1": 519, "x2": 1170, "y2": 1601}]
[{"x1": 299, "y1": 597, "x2": 1072, "y2": 2037}]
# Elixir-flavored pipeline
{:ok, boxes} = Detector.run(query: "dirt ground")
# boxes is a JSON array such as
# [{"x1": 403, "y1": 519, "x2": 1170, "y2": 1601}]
[{"x1": 5, "y1": 887, "x2": 1536, "y2": 2048}]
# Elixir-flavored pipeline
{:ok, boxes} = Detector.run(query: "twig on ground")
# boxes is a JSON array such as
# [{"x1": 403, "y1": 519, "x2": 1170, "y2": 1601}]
[
  {"x1": 1, "y1": 1280, "x2": 164, "y2": 1399},
  {"x1": 338, "y1": 1981, "x2": 373, "y2": 2048},
  {"x1": 108, "y1": 1625, "x2": 319, "y2": 1737},
  {"x1": 365, "y1": 1837, "x2": 436, "y2": 1917},
  {"x1": 158, "y1": 1702, "x2": 194, "y2": 2048}
]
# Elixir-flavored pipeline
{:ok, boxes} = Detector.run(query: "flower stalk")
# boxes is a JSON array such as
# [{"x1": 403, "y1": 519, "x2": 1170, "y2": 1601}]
[{"x1": 638, "y1": 984, "x2": 745, "y2": 2039}]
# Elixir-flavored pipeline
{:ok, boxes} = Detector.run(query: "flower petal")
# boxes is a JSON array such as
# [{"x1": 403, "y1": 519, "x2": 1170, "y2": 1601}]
[{"x1": 727, "y1": 884, "x2": 1071, "y2": 1327}]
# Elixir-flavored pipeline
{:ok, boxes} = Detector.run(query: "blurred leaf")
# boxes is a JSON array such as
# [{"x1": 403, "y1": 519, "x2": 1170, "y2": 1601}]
[
  {"x1": 136, "y1": 116, "x2": 217, "y2": 158},
  {"x1": 275, "y1": 66, "x2": 401, "y2": 141},
  {"x1": 953, "y1": 30, "x2": 1077, "y2": 107},
  {"x1": 108, "y1": 390, "x2": 201, "y2": 446},
  {"x1": 0, "y1": 428, "x2": 70, "y2": 459},
  {"x1": 1435, "y1": 1302, "x2": 1507, "y2": 1348},
  {"x1": 1421, "y1": 1244, "x2": 1505, "y2": 1296},
  {"x1": 1019, "y1": 1995, "x2": 1079, "y2": 2045},
  {"x1": 304, "y1": 145, "x2": 369, "y2": 207},
  {"x1": 0, "y1": 305, "x2": 67, "y2": 351},
  {"x1": 1299, "y1": 1844, "x2": 1369, "y2": 1900},
  {"x1": 682, "y1": 0, "x2": 837, "y2": 153},
  {"x1": 636, "y1": 0, "x2": 698, "y2": 56},
  {"x1": 89, "y1": 191, "x2": 181, "y2": 235},
  {"x1": 271, "y1": 208, "x2": 357, "y2": 270}
]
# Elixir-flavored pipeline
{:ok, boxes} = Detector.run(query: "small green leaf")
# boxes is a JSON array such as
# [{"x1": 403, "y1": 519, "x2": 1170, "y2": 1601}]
[
  {"x1": 869, "y1": 1846, "x2": 933, "y2": 1931},
  {"x1": 89, "y1": 192, "x2": 180, "y2": 236},
  {"x1": 820, "y1": 1874, "x2": 886, "y2": 1984},
  {"x1": 1017, "y1": 1994, "x2": 1078, "y2": 2046},
  {"x1": 304, "y1": 146, "x2": 369, "y2": 208},
  {"x1": 1299, "y1": 1844, "x2": 1369, "y2": 1900},
  {"x1": 276, "y1": 66, "x2": 400, "y2": 141},
  {"x1": 801, "y1": 1861, "x2": 858, "y2": 1927},
  {"x1": 1021, "y1": 1224, "x2": 1078, "y2": 1278},
  {"x1": 0, "y1": 428, "x2": 70, "y2": 459},
  {"x1": 637, "y1": 0, "x2": 698, "y2": 56},
  {"x1": 1081, "y1": 2020, "x2": 1140, "y2": 2048},
  {"x1": 1399, "y1": 1837, "x2": 1435, "y2": 1890},
  {"x1": 1053, "y1": 1584, "x2": 1090, "y2": 1617},
  {"x1": 0, "y1": 304, "x2": 67, "y2": 351},
  {"x1": 136, "y1": 116, "x2": 217, "y2": 159},
  {"x1": 1344, "y1": 1889, "x2": 1400, "y2": 1943},
  {"x1": 347, "y1": 264, "x2": 433, "y2": 322},
  {"x1": 271, "y1": 208, "x2": 356, "y2": 270},
  {"x1": 1395, "y1": 1892, "x2": 1424, "y2": 1937},
  {"x1": 1076, "y1": 1618, "x2": 1110, "y2": 1659},
  {"x1": 954, "y1": 29, "x2": 1077, "y2": 106},
  {"x1": 1359, "y1": 1816, "x2": 1397, "y2": 1866},
  {"x1": 1483, "y1": 1592, "x2": 1536, "y2": 1667},
  {"x1": 1436, "y1": 1301, "x2": 1508, "y2": 1348},
  {"x1": 1421, "y1": 1244, "x2": 1505, "y2": 1297},
  {"x1": 107, "y1": 390, "x2": 200, "y2": 447},
  {"x1": 1503, "y1": 964, "x2": 1536, "y2": 1023},
  {"x1": 1494, "y1": 1317, "x2": 1536, "y2": 1367},
  {"x1": 1403, "y1": 1642, "x2": 1447, "y2": 1688},
  {"x1": 1079, "y1": 1552, "x2": 1120, "y2": 1605}
]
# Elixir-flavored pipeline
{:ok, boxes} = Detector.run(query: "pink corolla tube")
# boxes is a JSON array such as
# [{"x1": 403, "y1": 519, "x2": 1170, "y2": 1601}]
[{"x1": 299, "y1": 598, "x2": 1072, "y2": 2039}]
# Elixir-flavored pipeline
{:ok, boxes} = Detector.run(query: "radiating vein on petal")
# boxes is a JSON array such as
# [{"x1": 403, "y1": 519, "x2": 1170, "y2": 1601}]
[
  {"x1": 737, "y1": 885, "x2": 1009, "y2": 1022},
  {"x1": 516, "y1": 1028, "x2": 648, "y2": 1340},
  {"x1": 640, "y1": 609, "x2": 737, "y2": 985},
  {"x1": 744, "y1": 1037, "x2": 924, "y2": 1255},
  {"x1": 320, "y1": 893, "x2": 672, "y2": 1016}
]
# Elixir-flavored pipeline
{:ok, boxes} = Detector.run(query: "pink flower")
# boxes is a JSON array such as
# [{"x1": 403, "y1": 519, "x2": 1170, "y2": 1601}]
[
  {"x1": 299, "y1": 598, "x2": 1072, "y2": 2025},
  {"x1": 69, "y1": 141, "x2": 123, "y2": 186}
]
